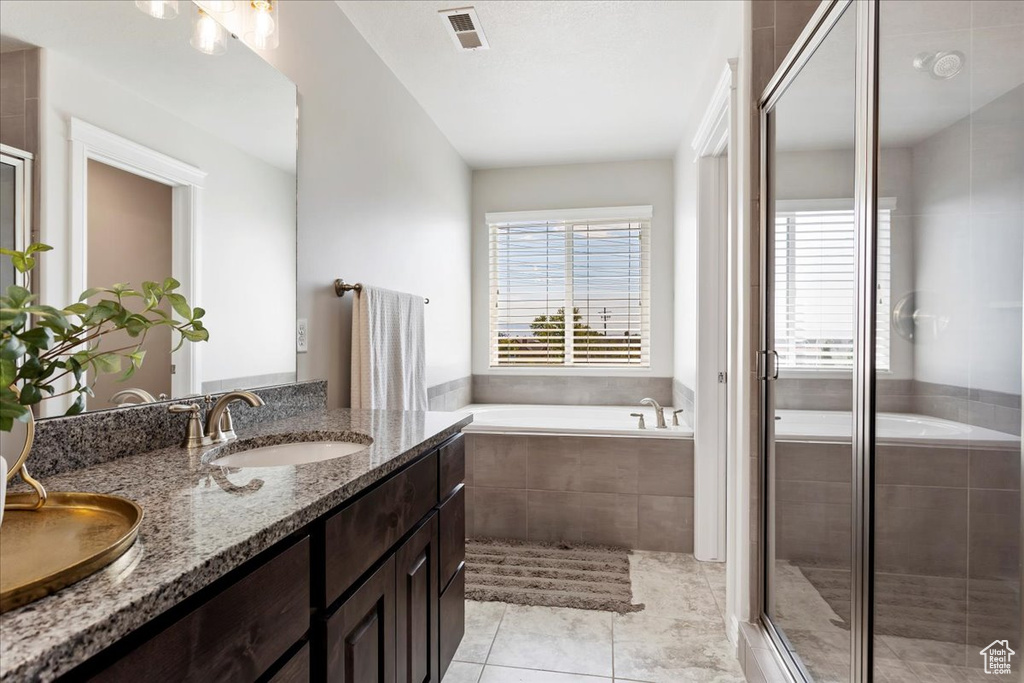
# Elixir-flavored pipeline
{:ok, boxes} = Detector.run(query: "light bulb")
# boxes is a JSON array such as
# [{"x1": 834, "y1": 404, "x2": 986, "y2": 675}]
[
  {"x1": 191, "y1": 8, "x2": 227, "y2": 55},
  {"x1": 245, "y1": 0, "x2": 279, "y2": 50},
  {"x1": 135, "y1": 0, "x2": 179, "y2": 19}
]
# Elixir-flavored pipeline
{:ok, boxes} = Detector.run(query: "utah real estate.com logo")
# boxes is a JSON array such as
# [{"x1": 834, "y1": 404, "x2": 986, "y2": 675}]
[{"x1": 980, "y1": 640, "x2": 1015, "y2": 675}]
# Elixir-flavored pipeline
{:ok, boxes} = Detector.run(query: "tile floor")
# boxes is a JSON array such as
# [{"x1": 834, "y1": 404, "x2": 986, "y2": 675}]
[
  {"x1": 443, "y1": 551, "x2": 745, "y2": 683},
  {"x1": 773, "y1": 560, "x2": 1010, "y2": 683}
]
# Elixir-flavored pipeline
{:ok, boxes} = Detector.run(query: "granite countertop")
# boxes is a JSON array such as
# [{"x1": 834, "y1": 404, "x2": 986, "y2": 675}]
[{"x1": 0, "y1": 408, "x2": 472, "y2": 683}]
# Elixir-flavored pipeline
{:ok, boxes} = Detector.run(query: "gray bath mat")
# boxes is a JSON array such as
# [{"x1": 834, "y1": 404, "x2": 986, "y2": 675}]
[{"x1": 465, "y1": 538, "x2": 644, "y2": 613}]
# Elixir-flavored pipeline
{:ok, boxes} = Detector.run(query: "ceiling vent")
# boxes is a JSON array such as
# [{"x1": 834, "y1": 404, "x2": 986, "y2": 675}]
[{"x1": 439, "y1": 7, "x2": 489, "y2": 51}]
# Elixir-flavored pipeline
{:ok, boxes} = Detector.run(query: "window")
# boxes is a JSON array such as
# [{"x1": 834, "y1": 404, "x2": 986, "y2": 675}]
[
  {"x1": 488, "y1": 207, "x2": 651, "y2": 368},
  {"x1": 774, "y1": 198, "x2": 893, "y2": 371}
]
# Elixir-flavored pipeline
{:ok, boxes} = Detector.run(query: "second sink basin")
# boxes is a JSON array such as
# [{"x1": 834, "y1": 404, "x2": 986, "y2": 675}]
[{"x1": 208, "y1": 431, "x2": 373, "y2": 468}]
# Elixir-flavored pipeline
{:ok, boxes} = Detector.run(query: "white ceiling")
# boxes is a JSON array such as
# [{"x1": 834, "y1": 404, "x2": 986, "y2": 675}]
[
  {"x1": 0, "y1": 1, "x2": 296, "y2": 173},
  {"x1": 775, "y1": 0, "x2": 1024, "y2": 152},
  {"x1": 337, "y1": 0, "x2": 738, "y2": 169}
]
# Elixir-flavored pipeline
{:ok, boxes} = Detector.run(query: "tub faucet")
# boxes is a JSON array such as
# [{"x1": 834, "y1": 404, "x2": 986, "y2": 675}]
[
  {"x1": 205, "y1": 391, "x2": 265, "y2": 444},
  {"x1": 640, "y1": 398, "x2": 667, "y2": 429}
]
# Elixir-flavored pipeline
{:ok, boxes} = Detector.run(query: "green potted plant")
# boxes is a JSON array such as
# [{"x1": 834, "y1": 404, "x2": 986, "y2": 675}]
[{"x1": 1, "y1": 244, "x2": 209, "y2": 433}]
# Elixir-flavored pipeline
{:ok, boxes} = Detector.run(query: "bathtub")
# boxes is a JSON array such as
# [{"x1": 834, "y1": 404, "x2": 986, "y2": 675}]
[
  {"x1": 774, "y1": 409, "x2": 1017, "y2": 447},
  {"x1": 460, "y1": 404, "x2": 693, "y2": 438},
  {"x1": 459, "y1": 403, "x2": 695, "y2": 552}
]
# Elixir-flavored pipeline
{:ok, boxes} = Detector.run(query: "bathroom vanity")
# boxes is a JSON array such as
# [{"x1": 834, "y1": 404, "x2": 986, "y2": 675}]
[{"x1": 0, "y1": 405, "x2": 470, "y2": 683}]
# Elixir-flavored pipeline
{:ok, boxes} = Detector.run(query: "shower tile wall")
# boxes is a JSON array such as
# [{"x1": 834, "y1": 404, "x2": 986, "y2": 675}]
[{"x1": 464, "y1": 433, "x2": 694, "y2": 551}]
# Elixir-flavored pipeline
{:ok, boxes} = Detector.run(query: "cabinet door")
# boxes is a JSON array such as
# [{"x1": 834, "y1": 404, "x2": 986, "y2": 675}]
[
  {"x1": 395, "y1": 514, "x2": 440, "y2": 683},
  {"x1": 326, "y1": 557, "x2": 396, "y2": 683},
  {"x1": 85, "y1": 537, "x2": 310, "y2": 683},
  {"x1": 438, "y1": 484, "x2": 466, "y2": 591}
]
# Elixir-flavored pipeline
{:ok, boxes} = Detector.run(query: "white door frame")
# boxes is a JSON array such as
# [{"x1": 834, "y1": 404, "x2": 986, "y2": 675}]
[
  {"x1": 68, "y1": 117, "x2": 206, "y2": 402},
  {"x1": 691, "y1": 61, "x2": 737, "y2": 568}
]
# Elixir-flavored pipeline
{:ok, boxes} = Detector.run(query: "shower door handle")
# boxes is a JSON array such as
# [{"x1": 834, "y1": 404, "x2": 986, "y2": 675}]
[{"x1": 757, "y1": 350, "x2": 779, "y2": 381}]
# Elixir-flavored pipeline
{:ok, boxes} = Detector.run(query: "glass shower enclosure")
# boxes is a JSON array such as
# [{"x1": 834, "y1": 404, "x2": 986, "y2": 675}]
[{"x1": 759, "y1": 1, "x2": 1023, "y2": 681}]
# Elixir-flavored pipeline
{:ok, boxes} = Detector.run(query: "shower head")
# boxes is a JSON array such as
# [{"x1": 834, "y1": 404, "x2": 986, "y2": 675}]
[{"x1": 913, "y1": 50, "x2": 965, "y2": 80}]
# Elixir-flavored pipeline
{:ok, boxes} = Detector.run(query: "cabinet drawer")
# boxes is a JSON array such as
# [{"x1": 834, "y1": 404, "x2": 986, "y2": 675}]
[
  {"x1": 438, "y1": 562, "x2": 466, "y2": 681},
  {"x1": 438, "y1": 434, "x2": 465, "y2": 500},
  {"x1": 326, "y1": 557, "x2": 396, "y2": 683},
  {"x1": 268, "y1": 643, "x2": 309, "y2": 683},
  {"x1": 324, "y1": 452, "x2": 438, "y2": 606},
  {"x1": 90, "y1": 537, "x2": 310, "y2": 683},
  {"x1": 438, "y1": 484, "x2": 466, "y2": 591}
]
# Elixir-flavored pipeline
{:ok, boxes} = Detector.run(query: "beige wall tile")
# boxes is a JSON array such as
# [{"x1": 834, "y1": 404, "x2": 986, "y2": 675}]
[
  {"x1": 637, "y1": 495, "x2": 693, "y2": 552},
  {"x1": 774, "y1": 0, "x2": 821, "y2": 49},
  {"x1": 637, "y1": 439, "x2": 694, "y2": 496},
  {"x1": 578, "y1": 438, "x2": 639, "y2": 493},
  {"x1": 579, "y1": 492, "x2": 638, "y2": 547},
  {"x1": 527, "y1": 437, "x2": 581, "y2": 491},
  {"x1": 876, "y1": 445, "x2": 968, "y2": 487},
  {"x1": 527, "y1": 490, "x2": 581, "y2": 543},
  {"x1": 472, "y1": 434, "x2": 528, "y2": 488},
  {"x1": 475, "y1": 488, "x2": 528, "y2": 539}
]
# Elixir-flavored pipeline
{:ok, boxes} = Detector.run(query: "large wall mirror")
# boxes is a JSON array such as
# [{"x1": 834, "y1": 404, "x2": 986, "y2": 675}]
[{"x1": 1, "y1": 0, "x2": 297, "y2": 416}]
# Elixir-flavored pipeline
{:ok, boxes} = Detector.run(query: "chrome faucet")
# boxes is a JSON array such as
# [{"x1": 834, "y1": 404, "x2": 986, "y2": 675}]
[
  {"x1": 640, "y1": 397, "x2": 667, "y2": 429},
  {"x1": 205, "y1": 391, "x2": 265, "y2": 444}
]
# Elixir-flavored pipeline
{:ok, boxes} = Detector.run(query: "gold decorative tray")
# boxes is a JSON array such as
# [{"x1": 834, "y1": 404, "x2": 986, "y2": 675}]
[{"x1": 1, "y1": 492, "x2": 143, "y2": 613}]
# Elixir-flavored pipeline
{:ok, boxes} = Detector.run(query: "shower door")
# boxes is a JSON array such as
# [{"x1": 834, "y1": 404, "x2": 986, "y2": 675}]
[
  {"x1": 760, "y1": 2, "x2": 858, "y2": 680},
  {"x1": 761, "y1": 1, "x2": 1024, "y2": 681}
]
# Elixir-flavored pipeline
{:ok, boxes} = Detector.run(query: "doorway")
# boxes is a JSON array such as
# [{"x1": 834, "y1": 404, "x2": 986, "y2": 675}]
[{"x1": 86, "y1": 160, "x2": 173, "y2": 410}]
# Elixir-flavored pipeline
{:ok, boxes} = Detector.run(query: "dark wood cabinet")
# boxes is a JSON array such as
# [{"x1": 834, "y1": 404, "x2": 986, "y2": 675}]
[
  {"x1": 85, "y1": 537, "x2": 310, "y2": 683},
  {"x1": 326, "y1": 557, "x2": 396, "y2": 683},
  {"x1": 324, "y1": 452, "x2": 438, "y2": 607},
  {"x1": 65, "y1": 434, "x2": 466, "y2": 683},
  {"x1": 438, "y1": 484, "x2": 466, "y2": 591},
  {"x1": 269, "y1": 644, "x2": 310, "y2": 683},
  {"x1": 438, "y1": 434, "x2": 465, "y2": 501},
  {"x1": 438, "y1": 563, "x2": 466, "y2": 681},
  {"x1": 395, "y1": 515, "x2": 440, "y2": 683}
]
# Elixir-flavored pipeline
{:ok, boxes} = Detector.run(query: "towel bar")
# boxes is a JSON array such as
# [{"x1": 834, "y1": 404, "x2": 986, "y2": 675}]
[{"x1": 334, "y1": 279, "x2": 429, "y2": 304}]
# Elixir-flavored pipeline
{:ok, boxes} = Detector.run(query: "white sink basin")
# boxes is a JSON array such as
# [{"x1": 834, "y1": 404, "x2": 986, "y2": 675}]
[{"x1": 211, "y1": 439, "x2": 370, "y2": 468}]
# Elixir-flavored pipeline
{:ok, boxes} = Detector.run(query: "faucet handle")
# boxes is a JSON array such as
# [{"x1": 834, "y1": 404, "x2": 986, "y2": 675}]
[
  {"x1": 630, "y1": 412, "x2": 646, "y2": 430},
  {"x1": 168, "y1": 403, "x2": 207, "y2": 448},
  {"x1": 672, "y1": 409, "x2": 685, "y2": 427}
]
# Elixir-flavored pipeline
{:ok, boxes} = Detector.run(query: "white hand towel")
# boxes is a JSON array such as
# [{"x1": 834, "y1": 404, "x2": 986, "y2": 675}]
[{"x1": 350, "y1": 285, "x2": 428, "y2": 410}]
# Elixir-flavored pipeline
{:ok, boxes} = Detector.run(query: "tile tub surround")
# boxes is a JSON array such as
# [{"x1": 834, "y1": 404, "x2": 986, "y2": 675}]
[
  {"x1": 774, "y1": 438, "x2": 1021, "y2": 660},
  {"x1": 464, "y1": 433, "x2": 695, "y2": 552},
  {"x1": 472, "y1": 375, "x2": 673, "y2": 407},
  {"x1": 429, "y1": 375, "x2": 473, "y2": 411},
  {"x1": 774, "y1": 377, "x2": 1022, "y2": 436},
  {"x1": 28, "y1": 380, "x2": 328, "y2": 478},
  {"x1": 0, "y1": 407, "x2": 471, "y2": 683},
  {"x1": 672, "y1": 379, "x2": 695, "y2": 428}
]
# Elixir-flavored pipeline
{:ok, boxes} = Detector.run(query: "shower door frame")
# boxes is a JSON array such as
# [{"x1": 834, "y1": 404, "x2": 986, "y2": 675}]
[{"x1": 756, "y1": 0, "x2": 879, "y2": 681}]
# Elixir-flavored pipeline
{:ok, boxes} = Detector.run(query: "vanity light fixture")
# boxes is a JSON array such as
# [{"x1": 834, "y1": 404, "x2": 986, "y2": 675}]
[
  {"x1": 135, "y1": 0, "x2": 179, "y2": 20},
  {"x1": 244, "y1": 0, "x2": 279, "y2": 50},
  {"x1": 191, "y1": 7, "x2": 228, "y2": 56}
]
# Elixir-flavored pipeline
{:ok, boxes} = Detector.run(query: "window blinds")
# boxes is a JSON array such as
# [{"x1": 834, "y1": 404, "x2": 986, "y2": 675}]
[
  {"x1": 488, "y1": 210, "x2": 651, "y2": 368},
  {"x1": 773, "y1": 199, "x2": 892, "y2": 371}
]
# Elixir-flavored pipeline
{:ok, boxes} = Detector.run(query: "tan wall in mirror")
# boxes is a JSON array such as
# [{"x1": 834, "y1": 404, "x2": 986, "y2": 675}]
[{"x1": 86, "y1": 160, "x2": 172, "y2": 410}]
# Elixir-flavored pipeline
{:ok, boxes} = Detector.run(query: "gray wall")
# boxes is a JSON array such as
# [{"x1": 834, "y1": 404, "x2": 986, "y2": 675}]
[{"x1": 262, "y1": 2, "x2": 472, "y2": 409}]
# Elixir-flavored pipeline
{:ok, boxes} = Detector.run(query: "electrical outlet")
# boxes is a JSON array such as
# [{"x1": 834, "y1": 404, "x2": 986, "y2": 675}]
[{"x1": 296, "y1": 318, "x2": 308, "y2": 353}]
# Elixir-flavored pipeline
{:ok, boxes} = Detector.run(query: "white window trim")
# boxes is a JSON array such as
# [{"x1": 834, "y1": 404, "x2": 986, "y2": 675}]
[{"x1": 487, "y1": 206, "x2": 652, "y2": 370}]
